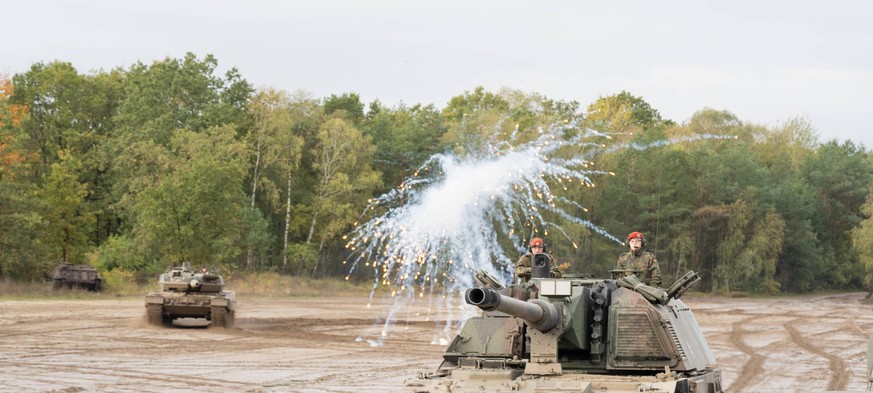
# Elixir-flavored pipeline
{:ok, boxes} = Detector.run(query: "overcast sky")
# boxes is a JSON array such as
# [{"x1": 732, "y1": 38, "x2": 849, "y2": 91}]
[{"x1": 6, "y1": 1, "x2": 872, "y2": 147}]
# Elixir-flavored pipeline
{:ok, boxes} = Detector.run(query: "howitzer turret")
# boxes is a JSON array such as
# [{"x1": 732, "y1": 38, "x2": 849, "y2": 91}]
[{"x1": 407, "y1": 270, "x2": 722, "y2": 393}]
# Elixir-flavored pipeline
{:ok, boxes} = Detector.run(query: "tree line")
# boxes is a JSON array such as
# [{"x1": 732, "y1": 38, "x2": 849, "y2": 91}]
[{"x1": 1, "y1": 53, "x2": 872, "y2": 294}]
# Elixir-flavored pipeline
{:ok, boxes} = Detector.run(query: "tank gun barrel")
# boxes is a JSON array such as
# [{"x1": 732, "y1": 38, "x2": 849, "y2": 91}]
[{"x1": 465, "y1": 287, "x2": 559, "y2": 332}]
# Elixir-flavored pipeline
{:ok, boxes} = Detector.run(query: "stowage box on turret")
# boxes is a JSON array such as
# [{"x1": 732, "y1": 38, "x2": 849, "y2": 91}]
[
  {"x1": 144, "y1": 262, "x2": 235, "y2": 328},
  {"x1": 406, "y1": 255, "x2": 722, "y2": 393}
]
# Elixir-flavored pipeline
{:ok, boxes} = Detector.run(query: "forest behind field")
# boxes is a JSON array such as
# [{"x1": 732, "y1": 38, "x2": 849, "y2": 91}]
[{"x1": 2, "y1": 53, "x2": 873, "y2": 294}]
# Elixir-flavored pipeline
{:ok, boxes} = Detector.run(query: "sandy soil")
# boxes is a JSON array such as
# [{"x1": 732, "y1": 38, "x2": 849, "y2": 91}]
[{"x1": 1, "y1": 292, "x2": 872, "y2": 392}]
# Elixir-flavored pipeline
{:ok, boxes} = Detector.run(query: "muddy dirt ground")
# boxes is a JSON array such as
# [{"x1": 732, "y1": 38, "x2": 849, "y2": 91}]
[{"x1": 1, "y1": 292, "x2": 872, "y2": 392}]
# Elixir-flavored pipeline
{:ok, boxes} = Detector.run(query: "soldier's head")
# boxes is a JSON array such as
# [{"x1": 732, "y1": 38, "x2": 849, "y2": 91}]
[
  {"x1": 627, "y1": 232, "x2": 645, "y2": 252},
  {"x1": 530, "y1": 237, "x2": 545, "y2": 254}
]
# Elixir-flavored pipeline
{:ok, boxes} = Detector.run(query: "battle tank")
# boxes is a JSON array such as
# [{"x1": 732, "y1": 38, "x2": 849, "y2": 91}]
[
  {"x1": 46, "y1": 263, "x2": 103, "y2": 291},
  {"x1": 406, "y1": 255, "x2": 722, "y2": 393},
  {"x1": 144, "y1": 262, "x2": 235, "y2": 328}
]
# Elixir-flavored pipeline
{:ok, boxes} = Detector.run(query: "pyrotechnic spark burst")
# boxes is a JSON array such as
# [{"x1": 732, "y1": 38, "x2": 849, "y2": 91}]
[{"x1": 345, "y1": 123, "x2": 734, "y2": 346}]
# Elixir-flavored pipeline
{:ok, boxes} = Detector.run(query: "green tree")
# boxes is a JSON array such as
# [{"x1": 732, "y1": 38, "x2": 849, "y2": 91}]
[
  {"x1": 361, "y1": 102, "x2": 446, "y2": 191},
  {"x1": 586, "y1": 91, "x2": 666, "y2": 135},
  {"x1": 242, "y1": 87, "x2": 301, "y2": 271},
  {"x1": 8, "y1": 63, "x2": 122, "y2": 246},
  {"x1": 802, "y1": 140, "x2": 872, "y2": 288},
  {"x1": 110, "y1": 53, "x2": 253, "y2": 235},
  {"x1": 306, "y1": 117, "x2": 381, "y2": 275},
  {"x1": 710, "y1": 199, "x2": 785, "y2": 293},
  {"x1": 114, "y1": 53, "x2": 252, "y2": 146},
  {"x1": 853, "y1": 181, "x2": 873, "y2": 292},
  {"x1": 0, "y1": 74, "x2": 44, "y2": 279},
  {"x1": 440, "y1": 87, "x2": 511, "y2": 156},
  {"x1": 670, "y1": 108, "x2": 744, "y2": 139},
  {"x1": 764, "y1": 173, "x2": 819, "y2": 292},
  {"x1": 93, "y1": 234, "x2": 151, "y2": 281},
  {"x1": 755, "y1": 117, "x2": 818, "y2": 169},
  {"x1": 499, "y1": 88, "x2": 582, "y2": 135},
  {"x1": 591, "y1": 107, "x2": 776, "y2": 289},
  {"x1": 37, "y1": 152, "x2": 95, "y2": 264},
  {"x1": 9, "y1": 62, "x2": 120, "y2": 171},
  {"x1": 439, "y1": 87, "x2": 581, "y2": 158},
  {"x1": 1, "y1": 73, "x2": 30, "y2": 177},
  {"x1": 323, "y1": 92, "x2": 365, "y2": 125},
  {"x1": 280, "y1": 92, "x2": 322, "y2": 269},
  {"x1": 750, "y1": 121, "x2": 820, "y2": 292},
  {"x1": 128, "y1": 126, "x2": 269, "y2": 269},
  {"x1": 0, "y1": 173, "x2": 46, "y2": 279},
  {"x1": 687, "y1": 143, "x2": 769, "y2": 289},
  {"x1": 247, "y1": 88, "x2": 295, "y2": 210}
]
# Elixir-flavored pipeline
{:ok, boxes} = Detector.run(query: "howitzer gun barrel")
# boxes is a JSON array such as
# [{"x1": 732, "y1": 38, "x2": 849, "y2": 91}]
[{"x1": 465, "y1": 287, "x2": 559, "y2": 332}]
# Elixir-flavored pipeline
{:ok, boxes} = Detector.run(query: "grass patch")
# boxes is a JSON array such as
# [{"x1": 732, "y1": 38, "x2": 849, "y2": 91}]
[
  {"x1": 228, "y1": 272, "x2": 377, "y2": 297},
  {"x1": 0, "y1": 279, "x2": 115, "y2": 300}
]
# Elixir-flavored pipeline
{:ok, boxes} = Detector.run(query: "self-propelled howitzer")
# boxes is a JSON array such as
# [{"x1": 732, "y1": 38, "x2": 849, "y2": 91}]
[{"x1": 406, "y1": 263, "x2": 722, "y2": 393}]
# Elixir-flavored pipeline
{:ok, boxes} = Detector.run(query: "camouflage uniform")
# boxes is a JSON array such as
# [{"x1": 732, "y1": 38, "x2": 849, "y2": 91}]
[
  {"x1": 616, "y1": 251, "x2": 662, "y2": 287},
  {"x1": 515, "y1": 253, "x2": 562, "y2": 284}
]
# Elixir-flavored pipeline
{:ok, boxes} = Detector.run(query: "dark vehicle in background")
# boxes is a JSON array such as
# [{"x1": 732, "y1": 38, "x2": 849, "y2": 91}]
[{"x1": 45, "y1": 263, "x2": 103, "y2": 291}]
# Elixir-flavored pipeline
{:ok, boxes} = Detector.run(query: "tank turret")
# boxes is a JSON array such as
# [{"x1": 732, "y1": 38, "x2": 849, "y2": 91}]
[
  {"x1": 144, "y1": 263, "x2": 235, "y2": 328},
  {"x1": 156, "y1": 263, "x2": 226, "y2": 293},
  {"x1": 407, "y1": 271, "x2": 722, "y2": 392}
]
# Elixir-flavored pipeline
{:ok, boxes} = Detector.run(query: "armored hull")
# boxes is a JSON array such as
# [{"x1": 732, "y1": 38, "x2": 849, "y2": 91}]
[
  {"x1": 144, "y1": 263, "x2": 235, "y2": 328},
  {"x1": 46, "y1": 263, "x2": 102, "y2": 291},
  {"x1": 406, "y1": 269, "x2": 722, "y2": 393}
]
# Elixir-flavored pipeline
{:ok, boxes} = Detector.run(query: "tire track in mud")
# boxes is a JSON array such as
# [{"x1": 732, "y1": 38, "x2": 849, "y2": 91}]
[
  {"x1": 844, "y1": 316, "x2": 870, "y2": 340},
  {"x1": 0, "y1": 328, "x2": 257, "y2": 359},
  {"x1": 725, "y1": 315, "x2": 767, "y2": 393},
  {"x1": 0, "y1": 319, "x2": 132, "y2": 338},
  {"x1": 699, "y1": 292, "x2": 870, "y2": 392},
  {"x1": 0, "y1": 315, "x2": 365, "y2": 390},
  {"x1": 241, "y1": 319, "x2": 444, "y2": 389},
  {"x1": 311, "y1": 362, "x2": 425, "y2": 385},
  {"x1": 284, "y1": 345, "x2": 437, "y2": 387},
  {"x1": 785, "y1": 319, "x2": 850, "y2": 391},
  {"x1": 0, "y1": 360, "x2": 256, "y2": 391}
]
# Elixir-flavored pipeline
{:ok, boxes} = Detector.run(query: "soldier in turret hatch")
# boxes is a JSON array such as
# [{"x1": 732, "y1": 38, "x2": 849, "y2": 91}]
[
  {"x1": 615, "y1": 231, "x2": 662, "y2": 287},
  {"x1": 515, "y1": 237, "x2": 562, "y2": 284}
]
